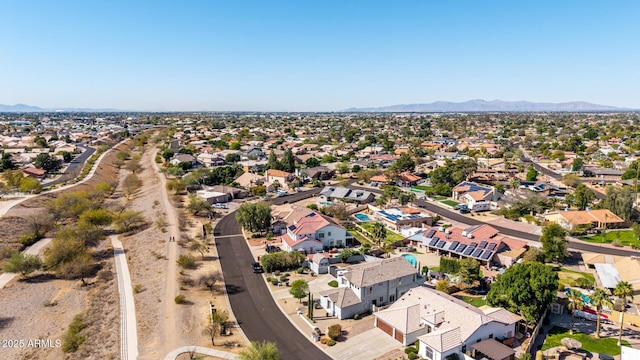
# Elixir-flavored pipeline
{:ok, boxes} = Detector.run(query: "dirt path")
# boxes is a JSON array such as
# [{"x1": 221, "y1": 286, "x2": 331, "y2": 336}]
[
  {"x1": 0, "y1": 238, "x2": 52, "y2": 288},
  {"x1": 150, "y1": 148, "x2": 180, "y2": 353}
]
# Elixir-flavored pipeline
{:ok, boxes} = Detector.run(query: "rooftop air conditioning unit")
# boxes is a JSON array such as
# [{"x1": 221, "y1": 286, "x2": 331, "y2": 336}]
[
  {"x1": 444, "y1": 228, "x2": 451, "y2": 234},
  {"x1": 467, "y1": 233, "x2": 474, "y2": 239}
]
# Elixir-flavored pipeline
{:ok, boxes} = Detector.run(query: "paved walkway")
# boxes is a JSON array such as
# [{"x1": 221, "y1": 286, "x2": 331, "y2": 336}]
[
  {"x1": 164, "y1": 346, "x2": 237, "y2": 360},
  {"x1": 111, "y1": 235, "x2": 139, "y2": 360},
  {"x1": 0, "y1": 238, "x2": 52, "y2": 289},
  {"x1": 325, "y1": 327, "x2": 401, "y2": 360}
]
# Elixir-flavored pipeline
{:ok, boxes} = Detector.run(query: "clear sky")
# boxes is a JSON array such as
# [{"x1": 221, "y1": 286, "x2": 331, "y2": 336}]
[{"x1": 1, "y1": 1, "x2": 638, "y2": 111}]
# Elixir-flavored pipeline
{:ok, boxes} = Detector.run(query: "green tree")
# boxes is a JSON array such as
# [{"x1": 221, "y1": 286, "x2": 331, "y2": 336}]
[
  {"x1": 186, "y1": 194, "x2": 212, "y2": 217},
  {"x1": 305, "y1": 157, "x2": 320, "y2": 168},
  {"x1": 0, "y1": 152, "x2": 15, "y2": 171},
  {"x1": 614, "y1": 281, "x2": 634, "y2": 346},
  {"x1": 266, "y1": 150, "x2": 281, "y2": 170},
  {"x1": 203, "y1": 310, "x2": 230, "y2": 346},
  {"x1": 280, "y1": 148, "x2": 296, "y2": 172},
  {"x1": 3, "y1": 252, "x2": 42, "y2": 277},
  {"x1": 225, "y1": 152, "x2": 241, "y2": 164},
  {"x1": 590, "y1": 288, "x2": 612, "y2": 338},
  {"x1": 235, "y1": 202, "x2": 272, "y2": 234},
  {"x1": 633, "y1": 223, "x2": 640, "y2": 241},
  {"x1": 370, "y1": 222, "x2": 387, "y2": 246},
  {"x1": 391, "y1": 153, "x2": 416, "y2": 173},
  {"x1": 486, "y1": 263, "x2": 558, "y2": 323},
  {"x1": 238, "y1": 341, "x2": 281, "y2": 360},
  {"x1": 78, "y1": 209, "x2": 113, "y2": 227},
  {"x1": 572, "y1": 157, "x2": 584, "y2": 172},
  {"x1": 336, "y1": 162, "x2": 350, "y2": 175},
  {"x1": 458, "y1": 258, "x2": 480, "y2": 288},
  {"x1": 573, "y1": 184, "x2": 595, "y2": 210},
  {"x1": 540, "y1": 223, "x2": 568, "y2": 262},
  {"x1": 19, "y1": 177, "x2": 42, "y2": 193},
  {"x1": 162, "y1": 149, "x2": 174, "y2": 162},
  {"x1": 34, "y1": 153, "x2": 62, "y2": 172},
  {"x1": 567, "y1": 289, "x2": 585, "y2": 334},
  {"x1": 601, "y1": 186, "x2": 634, "y2": 223},
  {"x1": 526, "y1": 167, "x2": 538, "y2": 182},
  {"x1": 289, "y1": 279, "x2": 309, "y2": 303}
]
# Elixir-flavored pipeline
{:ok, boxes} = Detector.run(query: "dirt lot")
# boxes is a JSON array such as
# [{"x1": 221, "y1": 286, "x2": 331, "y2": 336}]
[{"x1": 0, "y1": 140, "x2": 129, "y2": 360}]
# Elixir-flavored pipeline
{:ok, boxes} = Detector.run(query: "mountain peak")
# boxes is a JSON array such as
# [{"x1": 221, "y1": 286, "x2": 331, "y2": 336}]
[{"x1": 345, "y1": 99, "x2": 626, "y2": 112}]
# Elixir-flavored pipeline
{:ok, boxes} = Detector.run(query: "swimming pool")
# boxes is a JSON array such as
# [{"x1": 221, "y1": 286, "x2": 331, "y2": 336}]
[
  {"x1": 319, "y1": 201, "x2": 333, "y2": 206},
  {"x1": 354, "y1": 213, "x2": 370, "y2": 221},
  {"x1": 402, "y1": 254, "x2": 417, "y2": 266}
]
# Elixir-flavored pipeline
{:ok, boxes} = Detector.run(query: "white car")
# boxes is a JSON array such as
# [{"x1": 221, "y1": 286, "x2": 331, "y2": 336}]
[{"x1": 213, "y1": 203, "x2": 227, "y2": 209}]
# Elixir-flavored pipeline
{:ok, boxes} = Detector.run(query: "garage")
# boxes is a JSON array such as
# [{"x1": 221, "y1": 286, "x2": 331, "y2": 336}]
[{"x1": 376, "y1": 319, "x2": 393, "y2": 336}]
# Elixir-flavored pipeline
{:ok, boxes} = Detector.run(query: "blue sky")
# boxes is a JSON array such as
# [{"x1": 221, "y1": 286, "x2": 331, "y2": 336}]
[{"x1": 1, "y1": 1, "x2": 638, "y2": 111}]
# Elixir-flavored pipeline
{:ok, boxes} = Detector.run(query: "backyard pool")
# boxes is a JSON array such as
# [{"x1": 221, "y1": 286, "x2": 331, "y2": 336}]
[
  {"x1": 402, "y1": 254, "x2": 417, "y2": 266},
  {"x1": 354, "y1": 213, "x2": 371, "y2": 221},
  {"x1": 319, "y1": 201, "x2": 333, "y2": 206}
]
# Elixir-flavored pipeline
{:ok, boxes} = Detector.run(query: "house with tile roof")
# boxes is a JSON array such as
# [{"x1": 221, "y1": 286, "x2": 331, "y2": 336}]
[
  {"x1": 319, "y1": 257, "x2": 423, "y2": 319},
  {"x1": 280, "y1": 211, "x2": 353, "y2": 254},
  {"x1": 374, "y1": 287, "x2": 520, "y2": 359},
  {"x1": 397, "y1": 172, "x2": 422, "y2": 188},
  {"x1": 452, "y1": 181, "x2": 498, "y2": 207},
  {"x1": 407, "y1": 224, "x2": 527, "y2": 267},
  {"x1": 319, "y1": 186, "x2": 375, "y2": 204},
  {"x1": 265, "y1": 169, "x2": 296, "y2": 189},
  {"x1": 544, "y1": 209, "x2": 625, "y2": 231}
]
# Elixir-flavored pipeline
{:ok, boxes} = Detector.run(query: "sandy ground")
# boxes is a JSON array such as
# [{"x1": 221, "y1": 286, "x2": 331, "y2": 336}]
[
  {"x1": 0, "y1": 141, "x2": 129, "y2": 360},
  {"x1": 124, "y1": 146, "x2": 247, "y2": 360}
]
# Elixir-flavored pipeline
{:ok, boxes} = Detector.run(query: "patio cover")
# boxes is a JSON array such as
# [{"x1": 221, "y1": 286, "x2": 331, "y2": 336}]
[
  {"x1": 594, "y1": 263, "x2": 621, "y2": 289},
  {"x1": 471, "y1": 338, "x2": 515, "y2": 360}
]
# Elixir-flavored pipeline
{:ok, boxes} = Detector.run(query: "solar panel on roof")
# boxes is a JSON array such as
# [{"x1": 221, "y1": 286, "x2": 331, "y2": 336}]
[
  {"x1": 436, "y1": 241, "x2": 446, "y2": 248},
  {"x1": 469, "y1": 242, "x2": 477, "y2": 248},
  {"x1": 479, "y1": 241, "x2": 487, "y2": 249},
  {"x1": 480, "y1": 251, "x2": 493, "y2": 260},
  {"x1": 448, "y1": 241, "x2": 459, "y2": 250},
  {"x1": 432, "y1": 237, "x2": 440, "y2": 243},
  {"x1": 455, "y1": 244, "x2": 466, "y2": 253},
  {"x1": 428, "y1": 239, "x2": 438, "y2": 246},
  {"x1": 426, "y1": 230, "x2": 436, "y2": 238},
  {"x1": 463, "y1": 247, "x2": 475, "y2": 256},
  {"x1": 487, "y1": 243, "x2": 497, "y2": 251},
  {"x1": 472, "y1": 248, "x2": 483, "y2": 257}
]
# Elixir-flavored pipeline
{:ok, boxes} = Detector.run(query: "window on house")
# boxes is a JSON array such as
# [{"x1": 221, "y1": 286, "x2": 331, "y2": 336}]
[
  {"x1": 318, "y1": 233, "x2": 324, "y2": 238},
  {"x1": 424, "y1": 346, "x2": 433, "y2": 360},
  {"x1": 330, "y1": 241, "x2": 334, "y2": 246},
  {"x1": 328, "y1": 231, "x2": 331, "y2": 236},
  {"x1": 462, "y1": 345, "x2": 466, "y2": 353},
  {"x1": 368, "y1": 287, "x2": 372, "y2": 295},
  {"x1": 337, "y1": 240, "x2": 342, "y2": 246},
  {"x1": 489, "y1": 334, "x2": 493, "y2": 339},
  {"x1": 379, "y1": 296, "x2": 383, "y2": 302},
  {"x1": 390, "y1": 295, "x2": 395, "y2": 302}
]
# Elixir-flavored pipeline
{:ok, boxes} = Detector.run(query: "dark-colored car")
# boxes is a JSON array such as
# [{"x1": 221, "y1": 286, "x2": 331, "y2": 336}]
[
  {"x1": 265, "y1": 245, "x2": 282, "y2": 253},
  {"x1": 252, "y1": 262, "x2": 264, "y2": 273},
  {"x1": 460, "y1": 208, "x2": 471, "y2": 214}
]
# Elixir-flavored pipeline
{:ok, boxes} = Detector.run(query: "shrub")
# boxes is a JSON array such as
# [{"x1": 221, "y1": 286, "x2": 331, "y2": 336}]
[
  {"x1": 296, "y1": 267, "x2": 304, "y2": 274},
  {"x1": 326, "y1": 339, "x2": 336, "y2": 346},
  {"x1": 408, "y1": 353, "x2": 418, "y2": 360},
  {"x1": 177, "y1": 254, "x2": 197, "y2": 269},
  {"x1": 174, "y1": 294, "x2": 186, "y2": 304},
  {"x1": 271, "y1": 278, "x2": 279, "y2": 285},
  {"x1": 266, "y1": 276, "x2": 272, "y2": 282},
  {"x1": 328, "y1": 280, "x2": 338, "y2": 288},
  {"x1": 62, "y1": 314, "x2": 86, "y2": 353},
  {"x1": 575, "y1": 277, "x2": 592, "y2": 289},
  {"x1": 632, "y1": 243, "x2": 640, "y2": 250},
  {"x1": 18, "y1": 232, "x2": 40, "y2": 247},
  {"x1": 353, "y1": 313, "x2": 359, "y2": 320},
  {"x1": 280, "y1": 275, "x2": 289, "y2": 282},
  {"x1": 327, "y1": 324, "x2": 342, "y2": 340},
  {"x1": 134, "y1": 284, "x2": 144, "y2": 293},
  {"x1": 405, "y1": 347, "x2": 417, "y2": 355},
  {"x1": 612, "y1": 240, "x2": 623, "y2": 247}
]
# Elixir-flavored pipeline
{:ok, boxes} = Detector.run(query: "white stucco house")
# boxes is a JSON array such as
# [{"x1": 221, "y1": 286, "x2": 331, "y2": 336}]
[
  {"x1": 374, "y1": 287, "x2": 521, "y2": 360},
  {"x1": 319, "y1": 257, "x2": 423, "y2": 319},
  {"x1": 280, "y1": 212, "x2": 353, "y2": 254}
]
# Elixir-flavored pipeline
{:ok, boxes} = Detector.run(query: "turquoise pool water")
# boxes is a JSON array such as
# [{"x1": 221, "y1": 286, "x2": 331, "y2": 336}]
[
  {"x1": 354, "y1": 213, "x2": 370, "y2": 221},
  {"x1": 402, "y1": 254, "x2": 417, "y2": 266},
  {"x1": 319, "y1": 201, "x2": 333, "y2": 206}
]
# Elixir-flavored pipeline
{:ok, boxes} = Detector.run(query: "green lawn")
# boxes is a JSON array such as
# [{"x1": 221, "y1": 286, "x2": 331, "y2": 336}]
[
  {"x1": 460, "y1": 295, "x2": 487, "y2": 307},
  {"x1": 359, "y1": 223, "x2": 405, "y2": 244},
  {"x1": 440, "y1": 200, "x2": 459, "y2": 207},
  {"x1": 351, "y1": 230, "x2": 373, "y2": 245},
  {"x1": 433, "y1": 196, "x2": 448, "y2": 200},
  {"x1": 413, "y1": 185, "x2": 433, "y2": 191},
  {"x1": 557, "y1": 268, "x2": 595, "y2": 288},
  {"x1": 580, "y1": 230, "x2": 639, "y2": 247},
  {"x1": 541, "y1": 326, "x2": 629, "y2": 355}
]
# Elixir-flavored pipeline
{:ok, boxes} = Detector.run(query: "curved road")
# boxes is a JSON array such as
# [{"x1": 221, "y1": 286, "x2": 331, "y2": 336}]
[
  {"x1": 44, "y1": 144, "x2": 96, "y2": 187},
  {"x1": 349, "y1": 184, "x2": 640, "y2": 257},
  {"x1": 214, "y1": 195, "x2": 330, "y2": 360}
]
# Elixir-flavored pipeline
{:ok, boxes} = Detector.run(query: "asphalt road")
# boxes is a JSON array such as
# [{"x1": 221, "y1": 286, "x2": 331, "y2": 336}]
[
  {"x1": 349, "y1": 184, "x2": 640, "y2": 257},
  {"x1": 214, "y1": 205, "x2": 330, "y2": 360},
  {"x1": 44, "y1": 144, "x2": 96, "y2": 187}
]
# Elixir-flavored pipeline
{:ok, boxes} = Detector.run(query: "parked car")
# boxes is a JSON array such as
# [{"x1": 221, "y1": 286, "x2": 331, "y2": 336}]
[
  {"x1": 265, "y1": 245, "x2": 282, "y2": 253},
  {"x1": 213, "y1": 203, "x2": 227, "y2": 209},
  {"x1": 251, "y1": 262, "x2": 264, "y2": 273}
]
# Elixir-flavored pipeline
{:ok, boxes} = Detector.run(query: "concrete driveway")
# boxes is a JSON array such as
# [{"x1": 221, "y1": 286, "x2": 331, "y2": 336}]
[{"x1": 325, "y1": 327, "x2": 402, "y2": 360}]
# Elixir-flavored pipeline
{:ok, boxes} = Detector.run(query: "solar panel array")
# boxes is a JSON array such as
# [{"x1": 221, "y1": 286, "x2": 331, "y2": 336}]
[{"x1": 422, "y1": 233, "x2": 497, "y2": 261}]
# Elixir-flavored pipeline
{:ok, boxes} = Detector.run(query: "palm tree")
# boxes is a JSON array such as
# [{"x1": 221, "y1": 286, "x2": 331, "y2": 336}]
[
  {"x1": 407, "y1": 192, "x2": 416, "y2": 207},
  {"x1": 614, "y1": 281, "x2": 634, "y2": 345},
  {"x1": 370, "y1": 222, "x2": 387, "y2": 247},
  {"x1": 590, "y1": 288, "x2": 612, "y2": 338},
  {"x1": 567, "y1": 289, "x2": 585, "y2": 334},
  {"x1": 238, "y1": 341, "x2": 281, "y2": 360}
]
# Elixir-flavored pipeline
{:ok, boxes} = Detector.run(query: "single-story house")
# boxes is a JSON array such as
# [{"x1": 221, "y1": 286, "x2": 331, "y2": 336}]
[{"x1": 544, "y1": 209, "x2": 625, "y2": 231}]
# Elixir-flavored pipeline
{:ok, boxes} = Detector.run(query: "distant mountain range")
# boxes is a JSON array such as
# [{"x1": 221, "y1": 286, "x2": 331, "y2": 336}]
[
  {"x1": 345, "y1": 99, "x2": 629, "y2": 112},
  {"x1": 0, "y1": 103, "x2": 122, "y2": 113}
]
